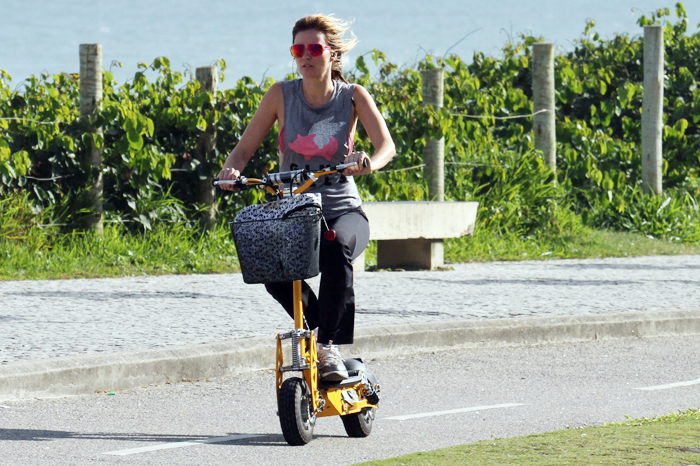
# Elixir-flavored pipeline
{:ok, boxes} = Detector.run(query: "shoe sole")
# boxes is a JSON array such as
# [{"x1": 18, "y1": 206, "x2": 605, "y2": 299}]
[{"x1": 320, "y1": 371, "x2": 349, "y2": 382}]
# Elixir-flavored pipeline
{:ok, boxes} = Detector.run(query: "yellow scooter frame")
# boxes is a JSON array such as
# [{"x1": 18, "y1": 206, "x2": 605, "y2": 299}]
[{"x1": 275, "y1": 282, "x2": 378, "y2": 419}]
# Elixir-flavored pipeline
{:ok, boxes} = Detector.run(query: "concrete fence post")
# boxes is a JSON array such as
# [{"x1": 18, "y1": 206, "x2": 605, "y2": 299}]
[
  {"x1": 532, "y1": 43, "x2": 556, "y2": 176},
  {"x1": 79, "y1": 43, "x2": 104, "y2": 234},
  {"x1": 642, "y1": 25, "x2": 664, "y2": 195},
  {"x1": 195, "y1": 66, "x2": 218, "y2": 230},
  {"x1": 421, "y1": 68, "x2": 445, "y2": 202},
  {"x1": 371, "y1": 68, "x2": 447, "y2": 270}
]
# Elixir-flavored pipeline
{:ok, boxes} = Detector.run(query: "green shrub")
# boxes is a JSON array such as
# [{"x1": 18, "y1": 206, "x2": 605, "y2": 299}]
[{"x1": 1, "y1": 3, "x2": 698, "y2": 244}]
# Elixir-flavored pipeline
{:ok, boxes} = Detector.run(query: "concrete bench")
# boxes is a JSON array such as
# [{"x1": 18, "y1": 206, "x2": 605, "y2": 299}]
[{"x1": 355, "y1": 201, "x2": 479, "y2": 271}]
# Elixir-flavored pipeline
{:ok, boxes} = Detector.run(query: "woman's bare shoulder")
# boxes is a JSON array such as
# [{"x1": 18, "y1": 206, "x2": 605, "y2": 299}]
[
  {"x1": 265, "y1": 81, "x2": 284, "y2": 98},
  {"x1": 351, "y1": 83, "x2": 369, "y2": 96},
  {"x1": 258, "y1": 81, "x2": 285, "y2": 115},
  {"x1": 352, "y1": 84, "x2": 377, "y2": 108}
]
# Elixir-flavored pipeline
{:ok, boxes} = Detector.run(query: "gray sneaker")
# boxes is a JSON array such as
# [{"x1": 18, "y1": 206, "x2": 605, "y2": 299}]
[{"x1": 317, "y1": 343, "x2": 348, "y2": 382}]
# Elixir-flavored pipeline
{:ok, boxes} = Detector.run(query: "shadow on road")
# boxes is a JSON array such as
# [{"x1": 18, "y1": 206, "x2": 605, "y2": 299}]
[
  {"x1": 0, "y1": 429, "x2": 345, "y2": 446},
  {"x1": 1, "y1": 291, "x2": 226, "y2": 300},
  {"x1": 550, "y1": 262, "x2": 700, "y2": 271},
  {"x1": 408, "y1": 277, "x2": 643, "y2": 286}
]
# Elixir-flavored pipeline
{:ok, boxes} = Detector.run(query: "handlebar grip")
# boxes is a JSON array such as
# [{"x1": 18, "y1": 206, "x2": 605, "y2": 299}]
[
  {"x1": 212, "y1": 178, "x2": 234, "y2": 187},
  {"x1": 212, "y1": 178, "x2": 245, "y2": 188},
  {"x1": 362, "y1": 157, "x2": 370, "y2": 168}
]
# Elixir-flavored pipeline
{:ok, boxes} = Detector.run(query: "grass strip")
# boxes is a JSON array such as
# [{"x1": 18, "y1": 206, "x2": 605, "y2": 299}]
[
  {"x1": 355, "y1": 408, "x2": 700, "y2": 466},
  {"x1": 2, "y1": 224, "x2": 699, "y2": 280},
  {"x1": 444, "y1": 226, "x2": 700, "y2": 263},
  {"x1": 0, "y1": 224, "x2": 240, "y2": 280}
]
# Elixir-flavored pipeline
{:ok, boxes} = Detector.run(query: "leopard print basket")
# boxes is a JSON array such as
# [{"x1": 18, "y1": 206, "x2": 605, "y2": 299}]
[{"x1": 231, "y1": 193, "x2": 322, "y2": 284}]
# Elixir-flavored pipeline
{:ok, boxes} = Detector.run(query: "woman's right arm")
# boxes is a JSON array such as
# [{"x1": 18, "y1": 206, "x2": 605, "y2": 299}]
[{"x1": 217, "y1": 82, "x2": 283, "y2": 190}]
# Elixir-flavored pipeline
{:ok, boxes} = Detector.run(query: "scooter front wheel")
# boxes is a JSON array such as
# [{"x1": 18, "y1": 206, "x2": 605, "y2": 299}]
[
  {"x1": 278, "y1": 377, "x2": 315, "y2": 445},
  {"x1": 341, "y1": 407, "x2": 375, "y2": 437}
]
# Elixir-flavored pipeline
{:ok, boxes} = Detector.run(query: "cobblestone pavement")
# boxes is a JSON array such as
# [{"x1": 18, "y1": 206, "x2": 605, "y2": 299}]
[{"x1": 1, "y1": 255, "x2": 698, "y2": 365}]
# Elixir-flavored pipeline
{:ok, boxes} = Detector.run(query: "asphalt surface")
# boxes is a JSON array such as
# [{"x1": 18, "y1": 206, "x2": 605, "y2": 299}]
[
  {"x1": 1, "y1": 335, "x2": 699, "y2": 465},
  {"x1": 1, "y1": 255, "x2": 699, "y2": 401}
]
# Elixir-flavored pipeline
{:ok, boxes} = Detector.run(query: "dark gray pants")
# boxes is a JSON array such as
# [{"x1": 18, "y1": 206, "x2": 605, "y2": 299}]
[{"x1": 265, "y1": 208, "x2": 369, "y2": 345}]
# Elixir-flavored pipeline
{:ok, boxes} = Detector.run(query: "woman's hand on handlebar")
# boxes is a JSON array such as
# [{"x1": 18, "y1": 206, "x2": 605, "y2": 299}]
[
  {"x1": 342, "y1": 151, "x2": 372, "y2": 176},
  {"x1": 216, "y1": 167, "x2": 241, "y2": 191}
]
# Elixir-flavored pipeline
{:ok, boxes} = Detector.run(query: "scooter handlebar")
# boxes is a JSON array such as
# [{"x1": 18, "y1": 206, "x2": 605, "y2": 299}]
[{"x1": 212, "y1": 161, "x2": 364, "y2": 189}]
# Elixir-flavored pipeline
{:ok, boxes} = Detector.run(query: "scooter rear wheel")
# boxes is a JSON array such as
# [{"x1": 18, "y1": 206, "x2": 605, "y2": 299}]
[
  {"x1": 341, "y1": 407, "x2": 375, "y2": 437},
  {"x1": 278, "y1": 377, "x2": 315, "y2": 445}
]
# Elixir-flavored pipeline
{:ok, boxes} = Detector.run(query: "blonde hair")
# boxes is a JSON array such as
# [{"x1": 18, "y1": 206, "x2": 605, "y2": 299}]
[{"x1": 292, "y1": 14, "x2": 358, "y2": 82}]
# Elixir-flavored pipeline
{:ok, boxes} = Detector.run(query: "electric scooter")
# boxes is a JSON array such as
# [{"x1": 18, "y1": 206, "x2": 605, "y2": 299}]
[{"x1": 214, "y1": 162, "x2": 380, "y2": 445}]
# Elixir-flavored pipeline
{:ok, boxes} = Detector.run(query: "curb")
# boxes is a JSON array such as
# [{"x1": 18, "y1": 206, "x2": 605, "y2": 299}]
[{"x1": 2, "y1": 309, "x2": 699, "y2": 401}]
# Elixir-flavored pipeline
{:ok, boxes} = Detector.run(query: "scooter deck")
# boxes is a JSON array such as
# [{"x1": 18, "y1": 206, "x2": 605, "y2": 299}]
[{"x1": 319, "y1": 374, "x2": 364, "y2": 390}]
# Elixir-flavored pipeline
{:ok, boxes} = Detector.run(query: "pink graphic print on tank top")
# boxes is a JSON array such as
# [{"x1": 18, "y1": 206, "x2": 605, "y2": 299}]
[{"x1": 288, "y1": 116, "x2": 346, "y2": 162}]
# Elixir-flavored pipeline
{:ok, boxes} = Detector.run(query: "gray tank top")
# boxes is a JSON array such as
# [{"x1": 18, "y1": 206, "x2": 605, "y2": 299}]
[{"x1": 280, "y1": 79, "x2": 362, "y2": 219}]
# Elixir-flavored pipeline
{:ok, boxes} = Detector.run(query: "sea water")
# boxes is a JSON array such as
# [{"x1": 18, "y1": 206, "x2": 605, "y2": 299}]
[{"x1": 0, "y1": 0, "x2": 697, "y2": 87}]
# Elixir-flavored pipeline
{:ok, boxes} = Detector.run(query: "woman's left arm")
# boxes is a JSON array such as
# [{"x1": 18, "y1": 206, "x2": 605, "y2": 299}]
[{"x1": 343, "y1": 85, "x2": 396, "y2": 176}]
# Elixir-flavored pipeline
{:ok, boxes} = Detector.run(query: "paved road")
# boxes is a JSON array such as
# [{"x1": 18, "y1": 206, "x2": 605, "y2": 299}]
[
  {"x1": 2, "y1": 255, "x2": 699, "y2": 364},
  {"x1": 1, "y1": 335, "x2": 699, "y2": 465}
]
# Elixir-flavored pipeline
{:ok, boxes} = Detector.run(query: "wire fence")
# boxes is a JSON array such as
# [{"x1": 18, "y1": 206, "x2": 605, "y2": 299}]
[
  {"x1": 4, "y1": 108, "x2": 547, "y2": 177},
  {"x1": 1, "y1": 109, "x2": 549, "y2": 128},
  {"x1": 451, "y1": 109, "x2": 549, "y2": 120},
  {"x1": 0, "y1": 117, "x2": 62, "y2": 125},
  {"x1": 377, "y1": 161, "x2": 503, "y2": 174}
]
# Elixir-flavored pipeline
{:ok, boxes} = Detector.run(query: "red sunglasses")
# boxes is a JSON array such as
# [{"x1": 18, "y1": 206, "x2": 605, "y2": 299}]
[{"x1": 290, "y1": 43, "x2": 332, "y2": 58}]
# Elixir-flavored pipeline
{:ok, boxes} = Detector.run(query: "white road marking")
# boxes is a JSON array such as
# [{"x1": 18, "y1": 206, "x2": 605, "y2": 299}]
[
  {"x1": 103, "y1": 434, "x2": 264, "y2": 456},
  {"x1": 634, "y1": 378, "x2": 700, "y2": 391},
  {"x1": 384, "y1": 403, "x2": 526, "y2": 421}
]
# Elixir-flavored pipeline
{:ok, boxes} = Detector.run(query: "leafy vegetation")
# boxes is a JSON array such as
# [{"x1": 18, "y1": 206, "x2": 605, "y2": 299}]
[
  {"x1": 351, "y1": 3, "x2": 700, "y2": 243},
  {"x1": 1, "y1": 3, "x2": 699, "y2": 264},
  {"x1": 3, "y1": 190, "x2": 699, "y2": 280},
  {"x1": 0, "y1": 192, "x2": 239, "y2": 280}
]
